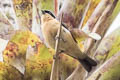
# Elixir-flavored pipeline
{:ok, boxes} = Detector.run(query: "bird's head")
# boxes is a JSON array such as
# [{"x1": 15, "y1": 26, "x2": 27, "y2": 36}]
[{"x1": 41, "y1": 10, "x2": 55, "y2": 24}]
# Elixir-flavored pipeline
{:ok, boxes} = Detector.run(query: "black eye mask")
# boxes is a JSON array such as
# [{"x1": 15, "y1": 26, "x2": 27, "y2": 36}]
[
  {"x1": 42, "y1": 10, "x2": 68, "y2": 28},
  {"x1": 41, "y1": 10, "x2": 56, "y2": 18}
]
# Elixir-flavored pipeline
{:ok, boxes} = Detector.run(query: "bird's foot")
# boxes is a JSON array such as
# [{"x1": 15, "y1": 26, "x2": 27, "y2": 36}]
[
  {"x1": 55, "y1": 35, "x2": 60, "y2": 40},
  {"x1": 55, "y1": 35, "x2": 66, "y2": 42},
  {"x1": 53, "y1": 50, "x2": 64, "y2": 59}
]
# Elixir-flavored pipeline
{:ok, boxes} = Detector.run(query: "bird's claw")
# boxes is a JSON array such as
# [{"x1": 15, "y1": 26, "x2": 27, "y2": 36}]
[
  {"x1": 55, "y1": 35, "x2": 60, "y2": 40},
  {"x1": 53, "y1": 54, "x2": 57, "y2": 59},
  {"x1": 53, "y1": 50, "x2": 64, "y2": 59},
  {"x1": 55, "y1": 35, "x2": 66, "y2": 42}
]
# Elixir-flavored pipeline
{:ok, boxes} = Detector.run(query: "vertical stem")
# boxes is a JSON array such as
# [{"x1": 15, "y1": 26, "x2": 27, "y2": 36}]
[
  {"x1": 54, "y1": 0, "x2": 58, "y2": 16},
  {"x1": 58, "y1": 0, "x2": 90, "y2": 28},
  {"x1": 79, "y1": 0, "x2": 91, "y2": 29},
  {"x1": 50, "y1": 14, "x2": 63, "y2": 80}
]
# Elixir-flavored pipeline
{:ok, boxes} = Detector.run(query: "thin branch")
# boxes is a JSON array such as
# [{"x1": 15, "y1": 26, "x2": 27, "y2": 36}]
[
  {"x1": 79, "y1": 0, "x2": 91, "y2": 29},
  {"x1": 95, "y1": 73, "x2": 101, "y2": 80},
  {"x1": 58, "y1": 0, "x2": 90, "y2": 28},
  {"x1": 36, "y1": 8, "x2": 41, "y2": 25},
  {"x1": 101, "y1": 50, "x2": 109, "y2": 63},
  {"x1": 50, "y1": 13, "x2": 63, "y2": 80},
  {"x1": 54, "y1": 0, "x2": 58, "y2": 16}
]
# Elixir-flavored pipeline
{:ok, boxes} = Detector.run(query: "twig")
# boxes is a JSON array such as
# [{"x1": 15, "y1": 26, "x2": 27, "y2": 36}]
[
  {"x1": 102, "y1": 50, "x2": 109, "y2": 63},
  {"x1": 79, "y1": 0, "x2": 91, "y2": 29},
  {"x1": 54, "y1": 0, "x2": 58, "y2": 16},
  {"x1": 36, "y1": 8, "x2": 41, "y2": 24},
  {"x1": 50, "y1": 13, "x2": 63, "y2": 80},
  {"x1": 95, "y1": 73, "x2": 101, "y2": 80}
]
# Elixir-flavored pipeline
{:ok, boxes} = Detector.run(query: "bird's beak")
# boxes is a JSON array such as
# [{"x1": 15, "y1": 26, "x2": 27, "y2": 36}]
[{"x1": 41, "y1": 10, "x2": 46, "y2": 14}]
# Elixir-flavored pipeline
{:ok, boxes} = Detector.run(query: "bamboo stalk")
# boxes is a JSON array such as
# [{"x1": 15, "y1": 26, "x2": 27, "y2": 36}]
[
  {"x1": 85, "y1": 0, "x2": 118, "y2": 56},
  {"x1": 87, "y1": 51, "x2": 120, "y2": 80},
  {"x1": 94, "y1": 27, "x2": 120, "y2": 63},
  {"x1": 54, "y1": 0, "x2": 58, "y2": 16},
  {"x1": 50, "y1": 14, "x2": 63, "y2": 80},
  {"x1": 57, "y1": 0, "x2": 90, "y2": 28},
  {"x1": 83, "y1": 0, "x2": 111, "y2": 31},
  {"x1": 66, "y1": 0, "x2": 119, "y2": 80},
  {"x1": 79, "y1": 0, "x2": 91, "y2": 29}
]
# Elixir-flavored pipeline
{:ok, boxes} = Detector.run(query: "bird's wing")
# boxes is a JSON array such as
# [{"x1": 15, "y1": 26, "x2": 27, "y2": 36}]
[
  {"x1": 62, "y1": 23, "x2": 78, "y2": 43},
  {"x1": 82, "y1": 24, "x2": 101, "y2": 40}
]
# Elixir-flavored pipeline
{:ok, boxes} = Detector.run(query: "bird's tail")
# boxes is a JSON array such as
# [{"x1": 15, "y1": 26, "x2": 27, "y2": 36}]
[{"x1": 78, "y1": 56, "x2": 97, "y2": 72}]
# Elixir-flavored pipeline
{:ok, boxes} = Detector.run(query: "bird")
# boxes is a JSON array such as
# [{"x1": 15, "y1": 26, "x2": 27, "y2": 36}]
[{"x1": 40, "y1": 10, "x2": 100, "y2": 72}]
